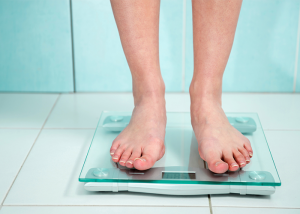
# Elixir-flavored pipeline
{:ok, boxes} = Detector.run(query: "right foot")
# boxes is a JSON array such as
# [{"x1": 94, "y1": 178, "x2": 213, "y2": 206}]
[{"x1": 110, "y1": 94, "x2": 166, "y2": 170}]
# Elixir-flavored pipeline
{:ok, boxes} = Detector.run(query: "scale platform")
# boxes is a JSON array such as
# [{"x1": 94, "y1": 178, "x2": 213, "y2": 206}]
[{"x1": 79, "y1": 111, "x2": 281, "y2": 196}]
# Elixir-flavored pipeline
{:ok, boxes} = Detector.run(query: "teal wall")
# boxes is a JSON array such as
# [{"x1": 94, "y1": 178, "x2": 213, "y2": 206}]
[
  {"x1": 72, "y1": 0, "x2": 183, "y2": 92},
  {"x1": 0, "y1": 0, "x2": 74, "y2": 92},
  {"x1": 186, "y1": 0, "x2": 300, "y2": 92},
  {"x1": 0, "y1": 0, "x2": 299, "y2": 93}
]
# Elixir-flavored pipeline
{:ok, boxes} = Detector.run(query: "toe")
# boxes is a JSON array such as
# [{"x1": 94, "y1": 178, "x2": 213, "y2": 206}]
[
  {"x1": 110, "y1": 140, "x2": 121, "y2": 156},
  {"x1": 233, "y1": 149, "x2": 246, "y2": 167},
  {"x1": 134, "y1": 139, "x2": 164, "y2": 170},
  {"x1": 126, "y1": 149, "x2": 142, "y2": 168},
  {"x1": 243, "y1": 139, "x2": 253, "y2": 158},
  {"x1": 238, "y1": 147, "x2": 250, "y2": 164},
  {"x1": 222, "y1": 150, "x2": 239, "y2": 171},
  {"x1": 119, "y1": 148, "x2": 132, "y2": 166},
  {"x1": 205, "y1": 149, "x2": 229, "y2": 173},
  {"x1": 112, "y1": 145, "x2": 125, "y2": 162}
]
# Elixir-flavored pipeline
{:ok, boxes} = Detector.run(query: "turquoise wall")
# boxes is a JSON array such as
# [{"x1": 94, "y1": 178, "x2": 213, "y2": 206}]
[
  {"x1": 0, "y1": 0, "x2": 299, "y2": 92},
  {"x1": 0, "y1": 0, "x2": 74, "y2": 92},
  {"x1": 186, "y1": 0, "x2": 300, "y2": 92},
  {"x1": 72, "y1": 0, "x2": 183, "y2": 92}
]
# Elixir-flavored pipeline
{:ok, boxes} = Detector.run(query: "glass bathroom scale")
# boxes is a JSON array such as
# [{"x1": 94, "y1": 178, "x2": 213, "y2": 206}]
[{"x1": 79, "y1": 111, "x2": 281, "y2": 196}]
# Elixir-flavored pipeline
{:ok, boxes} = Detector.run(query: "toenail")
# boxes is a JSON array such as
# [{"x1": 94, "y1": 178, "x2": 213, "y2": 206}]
[
  {"x1": 119, "y1": 160, "x2": 125, "y2": 163},
  {"x1": 246, "y1": 159, "x2": 250, "y2": 163},
  {"x1": 215, "y1": 161, "x2": 222, "y2": 167},
  {"x1": 126, "y1": 160, "x2": 133, "y2": 165},
  {"x1": 112, "y1": 157, "x2": 118, "y2": 160},
  {"x1": 110, "y1": 152, "x2": 114, "y2": 155},
  {"x1": 249, "y1": 152, "x2": 253, "y2": 157},
  {"x1": 231, "y1": 163, "x2": 238, "y2": 168},
  {"x1": 135, "y1": 158, "x2": 146, "y2": 162},
  {"x1": 240, "y1": 162, "x2": 246, "y2": 166}
]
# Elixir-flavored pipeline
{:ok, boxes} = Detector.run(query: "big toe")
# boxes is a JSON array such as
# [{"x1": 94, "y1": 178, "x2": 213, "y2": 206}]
[
  {"x1": 133, "y1": 140, "x2": 164, "y2": 170},
  {"x1": 207, "y1": 159, "x2": 228, "y2": 174},
  {"x1": 205, "y1": 150, "x2": 229, "y2": 174}
]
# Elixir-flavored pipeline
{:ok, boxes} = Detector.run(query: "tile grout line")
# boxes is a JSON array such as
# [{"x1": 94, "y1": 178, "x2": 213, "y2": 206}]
[
  {"x1": 18, "y1": 91, "x2": 296, "y2": 95},
  {"x1": 1, "y1": 128, "x2": 300, "y2": 131},
  {"x1": 2, "y1": 205, "x2": 300, "y2": 209},
  {"x1": 181, "y1": 0, "x2": 187, "y2": 92},
  {"x1": 0, "y1": 128, "x2": 41, "y2": 129},
  {"x1": 208, "y1": 195, "x2": 213, "y2": 214},
  {"x1": 264, "y1": 129, "x2": 300, "y2": 131},
  {"x1": 206, "y1": 206, "x2": 300, "y2": 210},
  {"x1": 293, "y1": 3, "x2": 300, "y2": 92},
  {"x1": 43, "y1": 128, "x2": 95, "y2": 130},
  {"x1": 0, "y1": 94, "x2": 61, "y2": 207},
  {"x1": 0, "y1": 128, "x2": 95, "y2": 130},
  {"x1": 69, "y1": 0, "x2": 76, "y2": 92},
  {"x1": 1, "y1": 205, "x2": 210, "y2": 208}
]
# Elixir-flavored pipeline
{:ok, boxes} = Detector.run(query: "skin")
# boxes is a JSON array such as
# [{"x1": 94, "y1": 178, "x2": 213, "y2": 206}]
[{"x1": 109, "y1": 0, "x2": 253, "y2": 173}]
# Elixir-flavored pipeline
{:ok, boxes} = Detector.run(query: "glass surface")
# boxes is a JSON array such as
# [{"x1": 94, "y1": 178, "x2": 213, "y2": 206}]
[{"x1": 79, "y1": 111, "x2": 281, "y2": 186}]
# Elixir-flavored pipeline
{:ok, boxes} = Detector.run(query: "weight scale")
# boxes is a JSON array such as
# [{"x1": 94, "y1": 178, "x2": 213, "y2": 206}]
[{"x1": 79, "y1": 111, "x2": 281, "y2": 196}]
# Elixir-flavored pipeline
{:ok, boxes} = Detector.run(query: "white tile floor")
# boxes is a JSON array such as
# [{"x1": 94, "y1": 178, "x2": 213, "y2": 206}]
[{"x1": 0, "y1": 93, "x2": 299, "y2": 213}]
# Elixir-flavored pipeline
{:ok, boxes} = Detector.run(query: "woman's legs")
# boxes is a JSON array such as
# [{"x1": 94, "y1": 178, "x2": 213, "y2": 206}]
[
  {"x1": 110, "y1": 0, "x2": 253, "y2": 173},
  {"x1": 109, "y1": 0, "x2": 166, "y2": 170},
  {"x1": 190, "y1": 0, "x2": 253, "y2": 173}
]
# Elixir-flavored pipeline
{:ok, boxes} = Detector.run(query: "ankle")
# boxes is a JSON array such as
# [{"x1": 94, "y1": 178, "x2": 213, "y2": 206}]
[
  {"x1": 189, "y1": 79, "x2": 222, "y2": 107},
  {"x1": 133, "y1": 77, "x2": 165, "y2": 106},
  {"x1": 190, "y1": 81, "x2": 224, "y2": 119},
  {"x1": 134, "y1": 91, "x2": 166, "y2": 108}
]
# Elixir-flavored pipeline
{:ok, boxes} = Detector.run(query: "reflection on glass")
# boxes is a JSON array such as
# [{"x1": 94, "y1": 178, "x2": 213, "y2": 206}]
[{"x1": 79, "y1": 111, "x2": 281, "y2": 186}]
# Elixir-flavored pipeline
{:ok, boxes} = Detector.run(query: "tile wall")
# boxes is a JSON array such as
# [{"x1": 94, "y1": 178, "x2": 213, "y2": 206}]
[
  {"x1": 0, "y1": 0, "x2": 74, "y2": 92},
  {"x1": 0, "y1": 0, "x2": 299, "y2": 92}
]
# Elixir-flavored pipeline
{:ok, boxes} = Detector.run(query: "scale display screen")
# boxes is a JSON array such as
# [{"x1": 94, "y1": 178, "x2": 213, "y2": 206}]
[{"x1": 162, "y1": 172, "x2": 196, "y2": 180}]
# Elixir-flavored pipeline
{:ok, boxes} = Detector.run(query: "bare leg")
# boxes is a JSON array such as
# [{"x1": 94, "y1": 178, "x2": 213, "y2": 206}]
[
  {"x1": 190, "y1": 0, "x2": 253, "y2": 173},
  {"x1": 109, "y1": 0, "x2": 166, "y2": 170}
]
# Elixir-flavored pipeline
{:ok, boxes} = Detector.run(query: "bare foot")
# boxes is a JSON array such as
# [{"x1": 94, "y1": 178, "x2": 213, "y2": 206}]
[
  {"x1": 191, "y1": 101, "x2": 253, "y2": 174},
  {"x1": 110, "y1": 94, "x2": 166, "y2": 170}
]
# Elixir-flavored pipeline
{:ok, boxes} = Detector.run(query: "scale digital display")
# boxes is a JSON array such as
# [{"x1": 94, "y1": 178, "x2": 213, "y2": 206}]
[{"x1": 162, "y1": 172, "x2": 196, "y2": 180}]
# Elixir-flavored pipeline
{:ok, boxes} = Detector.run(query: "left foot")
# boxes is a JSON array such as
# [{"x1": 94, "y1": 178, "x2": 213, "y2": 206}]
[{"x1": 191, "y1": 99, "x2": 253, "y2": 174}]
